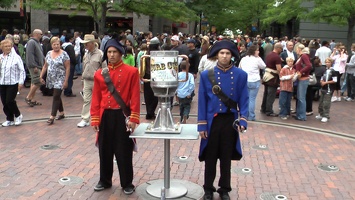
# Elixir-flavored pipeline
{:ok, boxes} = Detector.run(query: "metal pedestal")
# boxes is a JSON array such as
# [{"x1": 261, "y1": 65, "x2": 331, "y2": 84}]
[
  {"x1": 146, "y1": 100, "x2": 181, "y2": 134},
  {"x1": 130, "y1": 123, "x2": 198, "y2": 199}
]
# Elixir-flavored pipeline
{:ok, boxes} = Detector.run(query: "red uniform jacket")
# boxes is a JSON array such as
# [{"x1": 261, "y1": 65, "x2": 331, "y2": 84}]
[{"x1": 90, "y1": 61, "x2": 140, "y2": 126}]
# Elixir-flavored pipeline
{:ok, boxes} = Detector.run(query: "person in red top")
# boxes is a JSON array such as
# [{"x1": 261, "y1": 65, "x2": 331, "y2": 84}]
[
  {"x1": 90, "y1": 38, "x2": 140, "y2": 195},
  {"x1": 279, "y1": 57, "x2": 296, "y2": 120},
  {"x1": 293, "y1": 44, "x2": 312, "y2": 121}
]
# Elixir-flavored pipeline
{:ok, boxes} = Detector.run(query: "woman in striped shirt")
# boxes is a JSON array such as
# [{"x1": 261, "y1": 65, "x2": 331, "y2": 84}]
[{"x1": 0, "y1": 39, "x2": 26, "y2": 126}]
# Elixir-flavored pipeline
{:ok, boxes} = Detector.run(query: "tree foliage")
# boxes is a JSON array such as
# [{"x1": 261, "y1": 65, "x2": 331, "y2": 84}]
[
  {"x1": 28, "y1": 0, "x2": 198, "y2": 34},
  {"x1": 23, "y1": 0, "x2": 355, "y2": 47},
  {"x1": 262, "y1": 0, "x2": 306, "y2": 24},
  {"x1": 261, "y1": 0, "x2": 355, "y2": 52},
  {"x1": 305, "y1": 0, "x2": 355, "y2": 25},
  {"x1": 306, "y1": 0, "x2": 355, "y2": 52},
  {"x1": 187, "y1": 0, "x2": 273, "y2": 35},
  {"x1": 0, "y1": 0, "x2": 16, "y2": 9}
]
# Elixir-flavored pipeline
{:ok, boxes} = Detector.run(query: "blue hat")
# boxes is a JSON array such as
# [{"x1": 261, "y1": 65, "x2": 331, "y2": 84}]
[
  {"x1": 102, "y1": 39, "x2": 126, "y2": 62},
  {"x1": 207, "y1": 40, "x2": 239, "y2": 59},
  {"x1": 187, "y1": 38, "x2": 196, "y2": 44}
]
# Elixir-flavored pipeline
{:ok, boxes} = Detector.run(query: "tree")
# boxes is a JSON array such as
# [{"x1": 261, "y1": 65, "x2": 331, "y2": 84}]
[
  {"x1": 29, "y1": 0, "x2": 198, "y2": 34},
  {"x1": 0, "y1": 0, "x2": 16, "y2": 8},
  {"x1": 305, "y1": 0, "x2": 355, "y2": 53},
  {"x1": 262, "y1": 0, "x2": 306, "y2": 25},
  {"x1": 262, "y1": 0, "x2": 355, "y2": 52},
  {"x1": 261, "y1": 0, "x2": 307, "y2": 37},
  {"x1": 187, "y1": 0, "x2": 273, "y2": 35}
]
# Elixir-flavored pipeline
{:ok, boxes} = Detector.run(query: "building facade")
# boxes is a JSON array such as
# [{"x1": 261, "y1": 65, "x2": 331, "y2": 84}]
[{"x1": 0, "y1": 0, "x2": 194, "y2": 36}]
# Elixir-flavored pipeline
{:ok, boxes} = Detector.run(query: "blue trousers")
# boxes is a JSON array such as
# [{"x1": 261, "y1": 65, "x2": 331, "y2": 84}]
[
  {"x1": 279, "y1": 91, "x2": 292, "y2": 117},
  {"x1": 247, "y1": 81, "x2": 260, "y2": 120},
  {"x1": 296, "y1": 79, "x2": 309, "y2": 120}
]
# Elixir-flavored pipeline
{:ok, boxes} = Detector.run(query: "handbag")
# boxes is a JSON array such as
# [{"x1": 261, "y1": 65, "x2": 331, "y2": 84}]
[
  {"x1": 262, "y1": 68, "x2": 279, "y2": 87},
  {"x1": 309, "y1": 73, "x2": 317, "y2": 85}
]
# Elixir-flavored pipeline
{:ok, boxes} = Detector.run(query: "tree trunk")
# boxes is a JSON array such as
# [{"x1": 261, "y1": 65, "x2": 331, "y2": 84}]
[
  {"x1": 346, "y1": 17, "x2": 355, "y2": 55},
  {"x1": 98, "y1": 3, "x2": 108, "y2": 35}
]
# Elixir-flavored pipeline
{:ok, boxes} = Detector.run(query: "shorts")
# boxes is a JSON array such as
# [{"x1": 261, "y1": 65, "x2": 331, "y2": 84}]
[{"x1": 28, "y1": 67, "x2": 42, "y2": 85}]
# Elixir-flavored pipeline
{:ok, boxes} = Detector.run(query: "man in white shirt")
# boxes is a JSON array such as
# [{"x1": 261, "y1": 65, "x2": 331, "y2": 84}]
[
  {"x1": 74, "y1": 32, "x2": 83, "y2": 75},
  {"x1": 280, "y1": 41, "x2": 297, "y2": 67},
  {"x1": 315, "y1": 41, "x2": 332, "y2": 65},
  {"x1": 281, "y1": 36, "x2": 288, "y2": 51}
]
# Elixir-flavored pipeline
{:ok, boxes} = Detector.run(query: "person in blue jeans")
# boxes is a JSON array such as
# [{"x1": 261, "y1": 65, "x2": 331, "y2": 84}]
[
  {"x1": 294, "y1": 45, "x2": 312, "y2": 121},
  {"x1": 176, "y1": 60, "x2": 195, "y2": 123},
  {"x1": 279, "y1": 57, "x2": 296, "y2": 120},
  {"x1": 239, "y1": 45, "x2": 266, "y2": 121}
]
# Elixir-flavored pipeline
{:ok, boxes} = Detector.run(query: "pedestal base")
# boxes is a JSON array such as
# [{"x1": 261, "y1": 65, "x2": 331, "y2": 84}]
[
  {"x1": 146, "y1": 181, "x2": 187, "y2": 199},
  {"x1": 135, "y1": 179, "x2": 204, "y2": 200},
  {"x1": 145, "y1": 124, "x2": 182, "y2": 134}
]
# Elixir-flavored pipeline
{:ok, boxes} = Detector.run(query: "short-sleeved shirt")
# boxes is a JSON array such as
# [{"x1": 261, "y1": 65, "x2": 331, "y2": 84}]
[
  {"x1": 315, "y1": 46, "x2": 331, "y2": 65},
  {"x1": 265, "y1": 51, "x2": 282, "y2": 70},
  {"x1": 321, "y1": 68, "x2": 337, "y2": 92},
  {"x1": 45, "y1": 50, "x2": 69, "y2": 89}
]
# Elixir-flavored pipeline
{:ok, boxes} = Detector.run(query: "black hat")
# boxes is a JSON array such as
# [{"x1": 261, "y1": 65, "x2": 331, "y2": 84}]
[
  {"x1": 208, "y1": 40, "x2": 239, "y2": 59},
  {"x1": 102, "y1": 39, "x2": 126, "y2": 62}
]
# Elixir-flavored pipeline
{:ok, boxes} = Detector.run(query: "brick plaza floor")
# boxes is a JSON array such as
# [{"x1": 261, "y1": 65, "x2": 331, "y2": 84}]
[{"x1": 1, "y1": 78, "x2": 354, "y2": 200}]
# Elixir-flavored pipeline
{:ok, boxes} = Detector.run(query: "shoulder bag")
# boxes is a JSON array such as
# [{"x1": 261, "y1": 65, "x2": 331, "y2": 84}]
[{"x1": 308, "y1": 73, "x2": 317, "y2": 85}]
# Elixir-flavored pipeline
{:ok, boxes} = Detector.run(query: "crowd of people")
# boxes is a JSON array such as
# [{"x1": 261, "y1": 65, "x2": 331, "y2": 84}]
[
  {"x1": 254, "y1": 35, "x2": 355, "y2": 123},
  {"x1": 1, "y1": 27, "x2": 355, "y2": 200}
]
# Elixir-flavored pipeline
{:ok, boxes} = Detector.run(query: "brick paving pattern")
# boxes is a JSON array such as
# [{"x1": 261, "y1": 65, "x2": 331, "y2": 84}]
[{"x1": 1, "y1": 78, "x2": 354, "y2": 200}]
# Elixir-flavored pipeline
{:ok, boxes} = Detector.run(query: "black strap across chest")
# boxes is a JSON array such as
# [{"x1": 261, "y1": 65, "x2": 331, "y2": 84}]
[
  {"x1": 101, "y1": 68, "x2": 131, "y2": 117},
  {"x1": 207, "y1": 68, "x2": 239, "y2": 111}
]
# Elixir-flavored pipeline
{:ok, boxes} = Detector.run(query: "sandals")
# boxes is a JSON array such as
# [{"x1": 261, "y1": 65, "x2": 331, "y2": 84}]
[
  {"x1": 31, "y1": 101, "x2": 42, "y2": 106},
  {"x1": 25, "y1": 98, "x2": 33, "y2": 107},
  {"x1": 56, "y1": 114, "x2": 65, "y2": 120},
  {"x1": 25, "y1": 98, "x2": 42, "y2": 107},
  {"x1": 47, "y1": 118, "x2": 54, "y2": 125}
]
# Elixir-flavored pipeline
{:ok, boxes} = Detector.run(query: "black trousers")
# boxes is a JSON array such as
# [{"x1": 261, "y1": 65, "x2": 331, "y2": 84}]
[
  {"x1": 0, "y1": 84, "x2": 21, "y2": 121},
  {"x1": 306, "y1": 86, "x2": 317, "y2": 112},
  {"x1": 64, "y1": 63, "x2": 75, "y2": 96},
  {"x1": 261, "y1": 84, "x2": 277, "y2": 115},
  {"x1": 98, "y1": 109, "x2": 134, "y2": 189},
  {"x1": 203, "y1": 113, "x2": 237, "y2": 193},
  {"x1": 178, "y1": 97, "x2": 192, "y2": 121},
  {"x1": 347, "y1": 73, "x2": 355, "y2": 98},
  {"x1": 143, "y1": 82, "x2": 158, "y2": 117},
  {"x1": 51, "y1": 89, "x2": 64, "y2": 116}
]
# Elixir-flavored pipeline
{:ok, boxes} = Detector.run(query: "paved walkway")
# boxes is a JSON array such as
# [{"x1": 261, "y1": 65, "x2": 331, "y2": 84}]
[{"x1": 1, "y1": 78, "x2": 354, "y2": 200}]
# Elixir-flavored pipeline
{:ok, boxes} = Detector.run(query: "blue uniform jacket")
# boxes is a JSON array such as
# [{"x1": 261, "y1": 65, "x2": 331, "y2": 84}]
[{"x1": 197, "y1": 66, "x2": 249, "y2": 161}]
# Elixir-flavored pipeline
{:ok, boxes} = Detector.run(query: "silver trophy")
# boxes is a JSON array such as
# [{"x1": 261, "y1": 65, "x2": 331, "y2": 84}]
[{"x1": 140, "y1": 51, "x2": 188, "y2": 134}]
